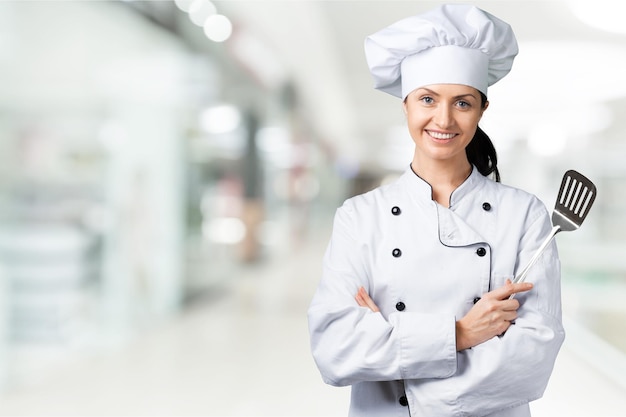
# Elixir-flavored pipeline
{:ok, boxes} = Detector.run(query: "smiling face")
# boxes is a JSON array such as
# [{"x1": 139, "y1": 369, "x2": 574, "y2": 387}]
[{"x1": 403, "y1": 84, "x2": 488, "y2": 169}]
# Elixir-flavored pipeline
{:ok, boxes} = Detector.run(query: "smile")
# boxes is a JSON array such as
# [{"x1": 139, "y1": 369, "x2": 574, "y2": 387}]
[{"x1": 427, "y1": 130, "x2": 457, "y2": 140}]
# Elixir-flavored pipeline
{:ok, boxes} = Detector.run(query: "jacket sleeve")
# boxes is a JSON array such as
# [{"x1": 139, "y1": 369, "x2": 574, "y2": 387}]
[
  {"x1": 406, "y1": 202, "x2": 566, "y2": 417},
  {"x1": 307, "y1": 200, "x2": 458, "y2": 387}
]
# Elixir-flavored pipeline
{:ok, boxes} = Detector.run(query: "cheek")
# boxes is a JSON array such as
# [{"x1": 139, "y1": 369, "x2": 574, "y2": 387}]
[
  {"x1": 460, "y1": 114, "x2": 482, "y2": 132},
  {"x1": 406, "y1": 119, "x2": 424, "y2": 141},
  {"x1": 406, "y1": 113, "x2": 426, "y2": 130}
]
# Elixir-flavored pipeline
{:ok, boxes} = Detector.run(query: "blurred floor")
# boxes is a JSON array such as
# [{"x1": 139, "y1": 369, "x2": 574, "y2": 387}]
[{"x1": 0, "y1": 224, "x2": 626, "y2": 416}]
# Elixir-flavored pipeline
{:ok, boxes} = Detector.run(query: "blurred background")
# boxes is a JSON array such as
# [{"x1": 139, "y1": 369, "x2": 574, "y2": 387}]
[{"x1": 0, "y1": 0, "x2": 625, "y2": 415}]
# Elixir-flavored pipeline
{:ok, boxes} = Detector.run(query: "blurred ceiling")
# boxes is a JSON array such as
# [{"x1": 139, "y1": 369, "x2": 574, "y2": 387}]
[{"x1": 135, "y1": 1, "x2": 626, "y2": 171}]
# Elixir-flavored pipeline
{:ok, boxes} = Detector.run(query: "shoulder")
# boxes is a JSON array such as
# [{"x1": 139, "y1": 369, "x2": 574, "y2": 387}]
[
  {"x1": 332, "y1": 176, "x2": 406, "y2": 237},
  {"x1": 339, "y1": 176, "x2": 403, "y2": 216},
  {"x1": 484, "y1": 178, "x2": 549, "y2": 223}
]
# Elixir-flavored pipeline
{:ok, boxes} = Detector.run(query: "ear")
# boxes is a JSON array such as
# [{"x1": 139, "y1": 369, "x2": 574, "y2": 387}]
[
  {"x1": 478, "y1": 100, "x2": 489, "y2": 120},
  {"x1": 402, "y1": 100, "x2": 408, "y2": 115}
]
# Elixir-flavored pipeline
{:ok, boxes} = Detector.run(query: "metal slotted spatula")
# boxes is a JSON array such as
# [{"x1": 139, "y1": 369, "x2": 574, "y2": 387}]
[{"x1": 512, "y1": 170, "x2": 597, "y2": 285}]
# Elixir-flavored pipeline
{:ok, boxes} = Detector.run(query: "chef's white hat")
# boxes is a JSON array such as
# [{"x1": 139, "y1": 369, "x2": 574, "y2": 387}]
[{"x1": 364, "y1": 4, "x2": 518, "y2": 99}]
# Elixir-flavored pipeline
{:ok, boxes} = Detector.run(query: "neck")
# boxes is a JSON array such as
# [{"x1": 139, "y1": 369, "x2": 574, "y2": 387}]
[{"x1": 411, "y1": 158, "x2": 472, "y2": 207}]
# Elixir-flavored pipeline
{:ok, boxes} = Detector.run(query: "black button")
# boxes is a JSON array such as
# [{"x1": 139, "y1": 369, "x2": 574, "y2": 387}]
[
  {"x1": 399, "y1": 395, "x2": 408, "y2": 406},
  {"x1": 392, "y1": 248, "x2": 402, "y2": 258},
  {"x1": 476, "y1": 247, "x2": 486, "y2": 257},
  {"x1": 391, "y1": 206, "x2": 401, "y2": 215},
  {"x1": 473, "y1": 297, "x2": 481, "y2": 304},
  {"x1": 482, "y1": 202, "x2": 491, "y2": 211},
  {"x1": 395, "y1": 302, "x2": 406, "y2": 311}
]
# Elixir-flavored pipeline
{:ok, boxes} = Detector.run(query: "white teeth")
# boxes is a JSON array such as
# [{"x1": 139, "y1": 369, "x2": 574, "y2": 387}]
[{"x1": 428, "y1": 131, "x2": 455, "y2": 139}]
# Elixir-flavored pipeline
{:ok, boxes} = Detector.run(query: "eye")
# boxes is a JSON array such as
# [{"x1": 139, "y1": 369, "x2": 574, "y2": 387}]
[
  {"x1": 420, "y1": 96, "x2": 434, "y2": 105},
  {"x1": 456, "y1": 100, "x2": 472, "y2": 109}
]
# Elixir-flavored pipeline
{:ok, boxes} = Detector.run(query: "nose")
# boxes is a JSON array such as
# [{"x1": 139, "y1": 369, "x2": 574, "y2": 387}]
[{"x1": 433, "y1": 104, "x2": 454, "y2": 128}]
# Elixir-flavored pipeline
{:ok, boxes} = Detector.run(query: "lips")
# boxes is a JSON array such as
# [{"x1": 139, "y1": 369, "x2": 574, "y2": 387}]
[{"x1": 427, "y1": 130, "x2": 457, "y2": 140}]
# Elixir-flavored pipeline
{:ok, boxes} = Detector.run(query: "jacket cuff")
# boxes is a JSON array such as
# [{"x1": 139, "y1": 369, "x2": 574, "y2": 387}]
[{"x1": 391, "y1": 312, "x2": 457, "y2": 379}]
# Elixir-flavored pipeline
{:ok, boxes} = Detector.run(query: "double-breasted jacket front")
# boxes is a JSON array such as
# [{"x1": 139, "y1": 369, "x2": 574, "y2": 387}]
[{"x1": 308, "y1": 167, "x2": 565, "y2": 417}]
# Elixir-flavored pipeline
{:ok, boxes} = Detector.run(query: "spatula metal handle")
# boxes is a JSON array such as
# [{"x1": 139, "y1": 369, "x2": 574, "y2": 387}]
[{"x1": 512, "y1": 225, "x2": 561, "y2": 285}]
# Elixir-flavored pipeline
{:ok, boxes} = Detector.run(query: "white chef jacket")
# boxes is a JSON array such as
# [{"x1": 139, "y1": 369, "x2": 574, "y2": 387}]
[{"x1": 308, "y1": 166, "x2": 565, "y2": 417}]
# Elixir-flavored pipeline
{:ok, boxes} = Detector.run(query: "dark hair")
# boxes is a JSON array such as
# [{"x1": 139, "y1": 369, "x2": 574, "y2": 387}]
[{"x1": 465, "y1": 92, "x2": 500, "y2": 182}]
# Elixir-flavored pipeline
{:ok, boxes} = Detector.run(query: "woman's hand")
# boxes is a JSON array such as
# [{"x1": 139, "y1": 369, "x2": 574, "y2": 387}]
[
  {"x1": 355, "y1": 286, "x2": 380, "y2": 312},
  {"x1": 455, "y1": 279, "x2": 533, "y2": 351}
]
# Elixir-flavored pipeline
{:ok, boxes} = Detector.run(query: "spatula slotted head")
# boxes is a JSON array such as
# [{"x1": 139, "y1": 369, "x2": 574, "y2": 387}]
[{"x1": 553, "y1": 170, "x2": 597, "y2": 232}]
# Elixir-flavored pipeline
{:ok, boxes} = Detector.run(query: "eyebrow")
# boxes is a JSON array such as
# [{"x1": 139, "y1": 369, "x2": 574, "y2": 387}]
[{"x1": 417, "y1": 87, "x2": 479, "y2": 101}]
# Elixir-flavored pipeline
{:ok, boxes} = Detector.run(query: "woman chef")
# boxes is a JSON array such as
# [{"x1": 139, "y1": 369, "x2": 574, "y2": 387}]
[{"x1": 307, "y1": 4, "x2": 565, "y2": 417}]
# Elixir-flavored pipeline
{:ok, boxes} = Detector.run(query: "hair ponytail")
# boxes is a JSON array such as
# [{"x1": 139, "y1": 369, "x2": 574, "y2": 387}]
[
  {"x1": 466, "y1": 126, "x2": 500, "y2": 182},
  {"x1": 466, "y1": 93, "x2": 500, "y2": 182}
]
